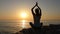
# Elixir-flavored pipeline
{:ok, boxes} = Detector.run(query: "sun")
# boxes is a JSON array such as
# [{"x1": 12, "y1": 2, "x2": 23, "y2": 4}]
[
  {"x1": 21, "y1": 13, "x2": 27, "y2": 17},
  {"x1": 20, "y1": 12, "x2": 27, "y2": 18}
]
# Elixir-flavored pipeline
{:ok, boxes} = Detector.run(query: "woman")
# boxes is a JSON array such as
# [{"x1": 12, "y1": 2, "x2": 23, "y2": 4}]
[{"x1": 30, "y1": 2, "x2": 42, "y2": 29}]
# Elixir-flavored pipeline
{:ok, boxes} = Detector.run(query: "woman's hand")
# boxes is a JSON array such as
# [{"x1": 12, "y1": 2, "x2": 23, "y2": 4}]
[{"x1": 36, "y1": 2, "x2": 38, "y2": 6}]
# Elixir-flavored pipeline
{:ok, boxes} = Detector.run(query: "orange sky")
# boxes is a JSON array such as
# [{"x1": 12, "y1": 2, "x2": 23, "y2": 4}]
[{"x1": 0, "y1": 0, "x2": 60, "y2": 21}]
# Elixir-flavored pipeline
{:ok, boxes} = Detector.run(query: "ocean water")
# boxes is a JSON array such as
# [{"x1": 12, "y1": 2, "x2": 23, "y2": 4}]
[{"x1": 0, "y1": 20, "x2": 60, "y2": 34}]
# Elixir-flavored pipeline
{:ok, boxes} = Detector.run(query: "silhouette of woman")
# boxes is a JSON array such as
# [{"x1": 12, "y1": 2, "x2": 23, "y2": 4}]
[{"x1": 30, "y1": 2, "x2": 42, "y2": 28}]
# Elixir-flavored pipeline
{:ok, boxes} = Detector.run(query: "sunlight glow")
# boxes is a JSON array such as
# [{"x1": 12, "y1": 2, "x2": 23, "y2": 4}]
[
  {"x1": 20, "y1": 11, "x2": 28, "y2": 19},
  {"x1": 21, "y1": 13, "x2": 27, "y2": 18}
]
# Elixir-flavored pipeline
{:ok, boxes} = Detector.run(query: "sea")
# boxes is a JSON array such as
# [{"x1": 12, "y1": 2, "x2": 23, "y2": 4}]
[{"x1": 0, "y1": 20, "x2": 60, "y2": 34}]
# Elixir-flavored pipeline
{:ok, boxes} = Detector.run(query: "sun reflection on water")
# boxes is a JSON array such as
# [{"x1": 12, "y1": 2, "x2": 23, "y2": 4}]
[
  {"x1": 19, "y1": 20, "x2": 31, "y2": 29},
  {"x1": 21, "y1": 20, "x2": 26, "y2": 28}
]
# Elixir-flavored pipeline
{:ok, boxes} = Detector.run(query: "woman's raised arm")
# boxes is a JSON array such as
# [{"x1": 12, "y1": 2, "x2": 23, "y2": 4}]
[
  {"x1": 36, "y1": 3, "x2": 42, "y2": 15},
  {"x1": 31, "y1": 3, "x2": 36, "y2": 15}
]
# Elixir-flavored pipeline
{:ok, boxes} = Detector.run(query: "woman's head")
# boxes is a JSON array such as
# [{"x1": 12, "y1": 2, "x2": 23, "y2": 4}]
[{"x1": 35, "y1": 8, "x2": 39, "y2": 14}]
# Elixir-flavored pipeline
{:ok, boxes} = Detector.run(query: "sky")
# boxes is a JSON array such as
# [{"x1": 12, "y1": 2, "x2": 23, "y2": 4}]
[{"x1": 0, "y1": 0, "x2": 60, "y2": 21}]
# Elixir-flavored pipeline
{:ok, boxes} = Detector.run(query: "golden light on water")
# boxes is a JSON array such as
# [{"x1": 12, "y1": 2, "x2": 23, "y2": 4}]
[{"x1": 22, "y1": 20, "x2": 26, "y2": 28}]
